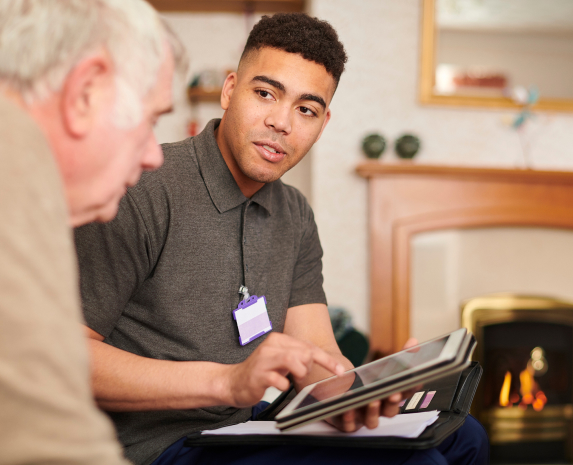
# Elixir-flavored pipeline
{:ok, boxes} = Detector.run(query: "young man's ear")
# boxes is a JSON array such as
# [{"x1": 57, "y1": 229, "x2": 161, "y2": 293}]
[
  {"x1": 220, "y1": 72, "x2": 237, "y2": 111},
  {"x1": 60, "y1": 50, "x2": 113, "y2": 138}
]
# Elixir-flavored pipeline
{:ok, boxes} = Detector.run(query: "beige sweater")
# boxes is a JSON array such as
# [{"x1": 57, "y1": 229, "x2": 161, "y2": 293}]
[{"x1": 0, "y1": 96, "x2": 129, "y2": 464}]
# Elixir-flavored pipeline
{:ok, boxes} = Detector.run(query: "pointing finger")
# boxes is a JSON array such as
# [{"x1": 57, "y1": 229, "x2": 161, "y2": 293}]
[
  {"x1": 309, "y1": 346, "x2": 345, "y2": 376},
  {"x1": 270, "y1": 334, "x2": 344, "y2": 376}
]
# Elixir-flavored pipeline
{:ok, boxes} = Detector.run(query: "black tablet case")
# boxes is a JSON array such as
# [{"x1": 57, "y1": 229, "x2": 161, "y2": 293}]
[{"x1": 184, "y1": 362, "x2": 482, "y2": 450}]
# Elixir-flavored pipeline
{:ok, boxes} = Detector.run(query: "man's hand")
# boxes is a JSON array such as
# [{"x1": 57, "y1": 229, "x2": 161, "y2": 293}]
[
  {"x1": 225, "y1": 332, "x2": 344, "y2": 408},
  {"x1": 84, "y1": 326, "x2": 343, "y2": 412},
  {"x1": 326, "y1": 337, "x2": 420, "y2": 432},
  {"x1": 326, "y1": 394, "x2": 403, "y2": 432}
]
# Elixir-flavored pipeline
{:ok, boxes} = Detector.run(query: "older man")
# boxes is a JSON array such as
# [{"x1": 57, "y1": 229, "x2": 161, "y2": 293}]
[{"x1": 0, "y1": 0, "x2": 185, "y2": 463}]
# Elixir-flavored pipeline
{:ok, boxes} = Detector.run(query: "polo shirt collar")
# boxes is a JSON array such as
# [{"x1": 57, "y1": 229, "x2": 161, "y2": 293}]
[
  {"x1": 192, "y1": 119, "x2": 274, "y2": 215},
  {"x1": 193, "y1": 119, "x2": 272, "y2": 214},
  {"x1": 251, "y1": 181, "x2": 274, "y2": 215}
]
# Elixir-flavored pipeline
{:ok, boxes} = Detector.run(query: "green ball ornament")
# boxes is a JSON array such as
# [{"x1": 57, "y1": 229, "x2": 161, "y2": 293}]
[
  {"x1": 362, "y1": 134, "x2": 386, "y2": 159},
  {"x1": 395, "y1": 134, "x2": 421, "y2": 159}
]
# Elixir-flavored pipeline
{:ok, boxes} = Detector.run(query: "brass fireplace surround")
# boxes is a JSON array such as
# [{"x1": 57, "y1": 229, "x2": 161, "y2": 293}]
[{"x1": 461, "y1": 294, "x2": 573, "y2": 456}]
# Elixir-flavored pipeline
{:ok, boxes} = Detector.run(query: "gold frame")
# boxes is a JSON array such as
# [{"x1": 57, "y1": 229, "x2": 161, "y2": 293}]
[
  {"x1": 419, "y1": 0, "x2": 573, "y2": 112},
  {"x1": 462, "y1": 294, "x2": 573, "y2": 333}
]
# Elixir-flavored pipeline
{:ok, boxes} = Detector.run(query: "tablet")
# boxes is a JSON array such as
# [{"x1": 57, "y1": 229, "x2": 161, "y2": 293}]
[{"x1": 275, "y1": 328, "x2": 474, "y2": 430}]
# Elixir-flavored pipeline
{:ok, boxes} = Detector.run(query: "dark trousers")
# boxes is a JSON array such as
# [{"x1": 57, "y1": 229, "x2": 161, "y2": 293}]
[{"x1": 152, "y1": 409, "x2": 489, "y2": 465}]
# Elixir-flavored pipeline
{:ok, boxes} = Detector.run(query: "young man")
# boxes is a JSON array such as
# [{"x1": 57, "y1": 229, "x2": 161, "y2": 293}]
[
  {"x1": 74, "y1": 13, "x2": 488, "y2": 465},
  {"x1": 0, "y1": 0, "x2": 185, "y2": 463}
]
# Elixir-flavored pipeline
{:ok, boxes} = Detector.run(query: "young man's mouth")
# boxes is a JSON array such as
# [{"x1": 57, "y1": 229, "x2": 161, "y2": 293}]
[{"x1": 254, "y1": 141, "x2": 286, "y2": 163}]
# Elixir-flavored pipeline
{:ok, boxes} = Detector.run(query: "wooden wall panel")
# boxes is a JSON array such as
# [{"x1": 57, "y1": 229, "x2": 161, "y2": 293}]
[{"x1": 357, "y1": 163, "x2": 573, "y2": 355}]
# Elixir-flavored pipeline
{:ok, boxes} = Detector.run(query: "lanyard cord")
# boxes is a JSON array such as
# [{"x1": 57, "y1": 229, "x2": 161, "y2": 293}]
[{"x1": 239, "y1": 200, "x2": 251, "y2": 302}]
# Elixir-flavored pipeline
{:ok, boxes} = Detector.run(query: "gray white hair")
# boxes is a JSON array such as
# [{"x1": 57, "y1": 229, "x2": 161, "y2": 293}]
[{"x1": 0, "y1": 0, "x2": 187, "y2": 128}]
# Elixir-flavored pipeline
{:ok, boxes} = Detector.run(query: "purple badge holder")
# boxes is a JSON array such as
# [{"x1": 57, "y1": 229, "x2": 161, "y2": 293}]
[{"x1": 232, "y1": 295, "x2": 273, "y2": 346}]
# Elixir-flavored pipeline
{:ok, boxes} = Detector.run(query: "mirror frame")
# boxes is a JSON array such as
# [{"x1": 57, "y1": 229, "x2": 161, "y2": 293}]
[{"x1": 419, "y1": 0, "x2": 573, "y2": 112}]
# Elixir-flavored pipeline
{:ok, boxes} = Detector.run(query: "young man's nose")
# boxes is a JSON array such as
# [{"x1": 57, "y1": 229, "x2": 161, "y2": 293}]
[{"x1": 265, "y1": 104, "x2": 292, "y2": 135}]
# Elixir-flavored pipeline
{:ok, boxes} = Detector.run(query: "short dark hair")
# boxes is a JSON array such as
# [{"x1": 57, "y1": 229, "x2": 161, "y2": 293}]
[{"x1": 240, "y1": 13, "x2": 347, "y2": 87}]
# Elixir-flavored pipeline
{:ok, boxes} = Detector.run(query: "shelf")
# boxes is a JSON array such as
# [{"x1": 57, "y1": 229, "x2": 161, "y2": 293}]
[
  {"x1": 147, "y1": 0, "x2": 305, "y2": 13},
  {"x1": 356, "y1": 162, "x2": 573, "y2": 186},
  {"x1": 187, "y1": 87, "x2": 222, "y2": 103}
]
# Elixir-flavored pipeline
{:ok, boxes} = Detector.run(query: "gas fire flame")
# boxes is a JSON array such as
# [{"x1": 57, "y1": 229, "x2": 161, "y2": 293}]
[
  {"x1": 498, "y1": 368, "x2": 547, "y2": 411},
  {"x1": 498, "y1": 347, "x2": 549, "y2": 411},
  {"x1": 499, "y1": 371, "x2": 511, "y2": 407}
]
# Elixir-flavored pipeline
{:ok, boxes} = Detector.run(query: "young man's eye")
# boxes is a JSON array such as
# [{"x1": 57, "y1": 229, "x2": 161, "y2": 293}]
[
  {"x1": 257, "y1": 90, "x2": 273, "y2": 100},
  {"x1": 299, "y1": 106, "x2": 317, "y2": 117}
]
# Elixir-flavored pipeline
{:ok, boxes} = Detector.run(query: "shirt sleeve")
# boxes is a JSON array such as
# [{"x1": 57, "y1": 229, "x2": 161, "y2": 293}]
[
  {"x1": 0, "y1": 100, "x2": 129, "y2": 464},
  {"x1": 287, "y1": 198, "x2": 328, "y2": 308},
  {"x1": 74, "y1": 187, "x2": 163, "y2": 338}
]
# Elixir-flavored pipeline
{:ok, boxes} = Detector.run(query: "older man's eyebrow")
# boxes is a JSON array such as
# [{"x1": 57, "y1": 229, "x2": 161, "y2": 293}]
[
  {"x1": 299, "y1": 93, "x2": 326, "y2": 110},
  {"x1": 251, "y1": 75, "x2": 285, "y2": 92}
]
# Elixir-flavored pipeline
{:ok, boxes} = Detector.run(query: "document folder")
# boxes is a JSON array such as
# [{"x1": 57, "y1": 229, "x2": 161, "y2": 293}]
[{"x1": 184, "y1": 362, "x2": 482, "y2": 450}]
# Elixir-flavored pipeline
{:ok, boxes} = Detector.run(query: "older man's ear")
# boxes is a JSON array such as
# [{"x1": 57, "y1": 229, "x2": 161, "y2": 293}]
[{"x1": 61, "y1": 50, "x2": 113, "y2": 138}]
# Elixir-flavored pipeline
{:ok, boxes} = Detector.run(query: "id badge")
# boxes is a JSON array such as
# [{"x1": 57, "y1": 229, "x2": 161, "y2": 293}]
[{"x1": 232, "y1": 295, "x2": 272, "y2": 346}]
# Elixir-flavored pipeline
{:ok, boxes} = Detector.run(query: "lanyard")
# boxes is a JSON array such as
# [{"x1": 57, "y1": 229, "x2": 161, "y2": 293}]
[
  {"x1": 239, "y1": 199, "x2": 251, "y2": 303},
  {"x1": 233, "y1": 200, "x2": 272, "y2": 345}
]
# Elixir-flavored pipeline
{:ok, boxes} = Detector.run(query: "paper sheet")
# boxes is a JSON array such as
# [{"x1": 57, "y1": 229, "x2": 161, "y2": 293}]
[{"x1": 202, "y1": 410, "x2": 439, "y2": 439}]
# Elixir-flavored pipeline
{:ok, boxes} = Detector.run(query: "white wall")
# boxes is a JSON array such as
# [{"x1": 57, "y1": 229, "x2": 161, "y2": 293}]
[
  {"x1": 154, "y1": 12, "x2": 256, "y2": 145},
  {"x1": 308, "y1": 0, "x2": 573, "y2": 334},
  {"x1": 411, "y1": 228, "x2": 573, "y2": 342},
  {"x1": 156, "y1": 2, "x2": 573, "y2": 337},
  {"x1": 411, "y1": 231, "x2": 461, "y2": 341}
]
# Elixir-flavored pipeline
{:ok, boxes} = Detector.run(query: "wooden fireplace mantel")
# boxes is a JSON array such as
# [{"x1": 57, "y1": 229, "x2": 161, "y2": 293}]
[{"x1": 357, "y1": 162, "x2": 573, "y2": 356}]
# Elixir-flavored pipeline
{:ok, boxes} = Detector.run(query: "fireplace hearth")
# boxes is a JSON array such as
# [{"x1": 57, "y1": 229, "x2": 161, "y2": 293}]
[{"x1": 462, "y1": 294, "x2": 573, "y2": 463}]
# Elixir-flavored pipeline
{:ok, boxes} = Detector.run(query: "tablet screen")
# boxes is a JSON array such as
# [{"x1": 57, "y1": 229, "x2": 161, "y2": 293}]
[{"x1": 290, "y1": 337, "x2": 449, "y2": 413}]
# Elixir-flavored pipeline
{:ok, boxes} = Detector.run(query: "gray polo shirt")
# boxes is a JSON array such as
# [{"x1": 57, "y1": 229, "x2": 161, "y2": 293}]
[{"x1": 74, "y1": 119, "x2": 327, "y2": 465}]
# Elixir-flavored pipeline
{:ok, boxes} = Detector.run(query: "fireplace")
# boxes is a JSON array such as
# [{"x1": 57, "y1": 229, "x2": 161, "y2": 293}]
[
  {"x1": 462, "y1": 294, "x2": 573, "y2": 463},
  {"x1": 357, "y1": 164, "x2": 573, "y2": 460},
  {"x1": 356, "y1": 163, "x2": 573, "y2": 356}
]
